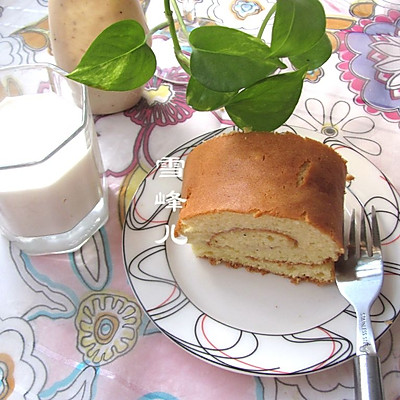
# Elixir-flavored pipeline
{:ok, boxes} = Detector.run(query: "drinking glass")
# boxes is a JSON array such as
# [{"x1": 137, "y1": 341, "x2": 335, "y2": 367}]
[{"x1": 0, "y1": 63, "x2": 108, "y2": 255}]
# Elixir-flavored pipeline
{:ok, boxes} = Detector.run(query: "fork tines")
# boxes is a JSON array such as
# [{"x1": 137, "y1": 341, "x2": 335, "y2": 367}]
[{"x1": 343, "y1": 206, "x2": 382, "y2": 261}]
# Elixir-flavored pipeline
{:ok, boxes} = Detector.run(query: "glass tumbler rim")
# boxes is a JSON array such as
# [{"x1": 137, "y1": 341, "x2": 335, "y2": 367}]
[{"x1": 0, "y1": 62, "x2": 90, "y2": 171}]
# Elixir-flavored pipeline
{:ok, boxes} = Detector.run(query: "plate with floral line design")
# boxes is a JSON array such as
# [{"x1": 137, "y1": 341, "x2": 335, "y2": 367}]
[{"x1": 122, "y1": 126, "x2": 400, "y2": 376}]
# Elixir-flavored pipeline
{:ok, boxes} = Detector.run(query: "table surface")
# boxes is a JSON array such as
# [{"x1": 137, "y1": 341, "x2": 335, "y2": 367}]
[{"x1": 1, "y1": 0, "x2": 400, "y2": 399}]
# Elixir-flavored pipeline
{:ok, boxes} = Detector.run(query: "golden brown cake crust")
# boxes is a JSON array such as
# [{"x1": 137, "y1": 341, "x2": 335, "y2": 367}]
[{"x1": 177, "y1": 131, "x2": 347, "y2": 248}]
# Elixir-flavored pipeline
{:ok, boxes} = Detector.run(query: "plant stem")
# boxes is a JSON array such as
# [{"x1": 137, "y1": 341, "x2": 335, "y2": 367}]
[
  {"x1": 172, "y1": 0, "x2": 189, "y2": 39},
  {"x1": 148, "y1": 21, "x2": 170, "y2": 37},
  {"x1": 164, "y1": 0, "x2": 180, "y2": 51},
  {"x1": 164, "y1": 0, "x2": 191, "y2": 73},
  {"x1": 257, "y1": 3, "x2": 276, "y2": 39}
]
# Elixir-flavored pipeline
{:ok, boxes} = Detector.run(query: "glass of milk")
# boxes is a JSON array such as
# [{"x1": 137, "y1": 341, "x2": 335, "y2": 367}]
[{"x1": 0, "y1": 63, "x2": 108, "y2": 254}]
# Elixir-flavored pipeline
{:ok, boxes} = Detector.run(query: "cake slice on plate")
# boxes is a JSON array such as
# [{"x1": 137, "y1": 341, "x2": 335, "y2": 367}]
[{"x1": 175, "y1": 131, "x2": 347, "y2": 284}]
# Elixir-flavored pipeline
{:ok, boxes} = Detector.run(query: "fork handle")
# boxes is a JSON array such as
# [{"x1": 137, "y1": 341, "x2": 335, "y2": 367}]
[{"x1": 354, "y1": 354, "x2": 384, "y2": 399}]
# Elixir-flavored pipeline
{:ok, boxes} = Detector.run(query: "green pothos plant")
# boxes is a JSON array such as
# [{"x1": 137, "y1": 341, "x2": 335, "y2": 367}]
[{"x1": 67, "y1": 0, "x2": 332, "y2": 131}]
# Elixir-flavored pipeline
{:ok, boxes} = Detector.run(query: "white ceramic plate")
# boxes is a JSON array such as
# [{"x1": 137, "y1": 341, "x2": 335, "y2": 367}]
[{"x1": 123, "y1": 127, "x2": 400, "y2": 376}]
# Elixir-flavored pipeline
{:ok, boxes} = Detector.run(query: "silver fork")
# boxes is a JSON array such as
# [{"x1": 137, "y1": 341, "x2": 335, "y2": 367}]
[{"x1": 335, "y1": 206, "x2": 385, "y2": 400}]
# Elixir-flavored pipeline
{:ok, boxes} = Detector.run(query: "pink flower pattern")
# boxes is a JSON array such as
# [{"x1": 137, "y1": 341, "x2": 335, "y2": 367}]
[
  {"x1": 103, "y1": 74, "x2": 194, "y2": 178},
  {"x1": 337, "y1": 9, "x2": 400, "y2": 125}
]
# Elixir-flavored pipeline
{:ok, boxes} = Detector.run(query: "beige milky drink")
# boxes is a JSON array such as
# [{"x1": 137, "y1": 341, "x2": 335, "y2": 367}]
[
  {"x1": 0, "y1": 95, "x2": 101, "y2": 236},
  {"x1": 0, "y1": 71, "x2": 108, "y2": 255}
]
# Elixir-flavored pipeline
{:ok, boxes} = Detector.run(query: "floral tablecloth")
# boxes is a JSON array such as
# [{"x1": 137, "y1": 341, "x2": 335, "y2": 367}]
[{"x1": 1, "y1": 0, "x2": 399, "y2": 399}]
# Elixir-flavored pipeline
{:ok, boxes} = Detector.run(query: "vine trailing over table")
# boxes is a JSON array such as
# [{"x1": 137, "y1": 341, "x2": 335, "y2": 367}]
[{"x1": 67, "y1": 0, "x2": 332, "y2": 131}]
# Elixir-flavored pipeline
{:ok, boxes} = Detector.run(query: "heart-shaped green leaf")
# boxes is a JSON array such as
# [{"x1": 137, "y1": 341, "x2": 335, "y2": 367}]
[
  {"x1": 189, "y1": 26, "x2": 281, "y2": 92},
  {"x1": 67, "y1": 20, "x2": 156, "y2": 91},
  {"x1": 225, "y1": 67, "x2": 307, "y2": 131},
  {"x1": 270, "y1": 0, "x2": 326, "y2": 58}
]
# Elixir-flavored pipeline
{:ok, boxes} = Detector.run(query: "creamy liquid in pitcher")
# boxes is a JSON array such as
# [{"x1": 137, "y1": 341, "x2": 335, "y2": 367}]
[{"x1": 0, "y1": 93, "x2": 103, "y2": 237}]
